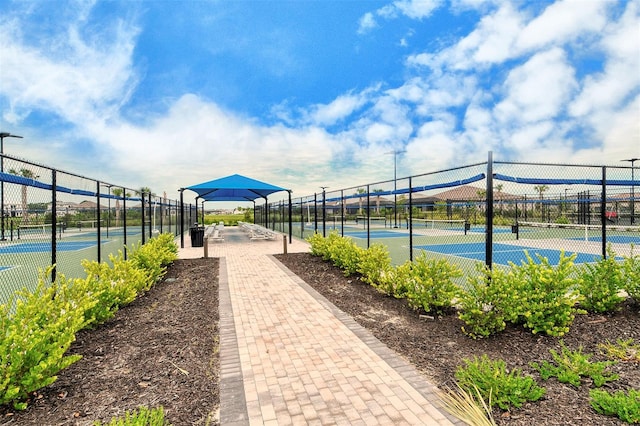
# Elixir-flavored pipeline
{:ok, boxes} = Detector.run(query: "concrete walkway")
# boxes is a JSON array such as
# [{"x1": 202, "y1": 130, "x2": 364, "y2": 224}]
[{"x1": 178, "y1": 227, "x2": 460, "y2": 426}]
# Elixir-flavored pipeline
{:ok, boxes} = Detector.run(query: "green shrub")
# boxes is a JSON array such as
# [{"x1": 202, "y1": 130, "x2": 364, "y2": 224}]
[
  {"x1": 326, "y1": 234, "x2": 364, "y2": 276},
  {"x1": 531, "y1": 341, "x2": 618, "y2": 388},
  {"x1": 590, "y1": 388, "x2": 640, "y2": 424},
  {"x1": 622, "y1": 246, "x2": 640, "y2": 304},
  {"x1": 0, "y1": 268, "x2": 96, "y2": 409},
  {"x1": 508, "y1": 251, "x2": 583, "y2": 336},
  {"x1": 598, "y1": 338, "x2": 640, "y2": 363},
  {"x1": 94, "y1": 406, "x2": 170, "y2": 426},
  {"x1": 357, "y1": 243, "x2": 392, "y2": 287},
  {"x1": 405, "y1": 253, "x2": 462, "y2": 315},
  {"x1": 382, "y1": 260, "x2": 412, "y2": 298},
  {"x1": 129, "y1": 234, "x2": 177, "y2": 286},
  {"x1": 577, "y1": 246, "x2": 625, "y2": 313},
  {"x1": 76, "y1": 253, "x2": 144, "y2": 326},
  {"x1": 458, "y1": 264, "x2": 514, "y2": 338},
  {"x1": 306, "y1": 232, "x2": 330, "y2": 258},
  {"x1": 455, "y1": 355, "x2": 545, "y2": 410}
]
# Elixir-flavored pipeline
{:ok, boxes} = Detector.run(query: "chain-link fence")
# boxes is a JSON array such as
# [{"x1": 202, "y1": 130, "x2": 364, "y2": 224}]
[
  {"x1": 260, "y1": 152, "x2": 639, "y2": 277},
  {"x1": 0, "y1": 154, "x2": 197, "y2": 305}
]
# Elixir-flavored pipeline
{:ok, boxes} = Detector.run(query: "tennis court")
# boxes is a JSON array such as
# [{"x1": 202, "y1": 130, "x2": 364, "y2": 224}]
[
  {"x1": 415, "y1": 241, "x2": 605, "y2": 266},
  {"x1": 0, "y1": 240, "x2": 103, "y2": 254},
  {"x1": 345, "y1": 230, "x2": 416, "y2": 239}
]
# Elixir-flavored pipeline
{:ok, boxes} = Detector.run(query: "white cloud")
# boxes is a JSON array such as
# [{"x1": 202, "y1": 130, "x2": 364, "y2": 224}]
[
  {"x1": 494, "y1": 48, "x2": 577, "y2": 124},
  {"x1": 306, "y1": 91, "x2": 372, "y2": 126},
  {"x1": 570, "y1": 0, "x2": 640, "y2": 117},
  {"x1": 0, "y1": 14, "x2": 138, "y2": 129},
  {"x1": 516, "y1": 0, "x2": 608, "y2": 52},
  {"x1": 407, "y1": 3, "x2": 524, "y2": 70},
  {"x1": 393, "y1": 0, "x2": 443, "y2": 19},
  {"x1": 358, "y1": 0, "x2": 443, "y2": 34},
  {"x1": 357, "y1": 12, "x2": 377, "y2": 34}
]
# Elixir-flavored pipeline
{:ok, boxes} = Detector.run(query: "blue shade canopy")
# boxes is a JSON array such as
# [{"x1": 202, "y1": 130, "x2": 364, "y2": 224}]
[{"x1": 185, "y1": 174, "x2": 288, "y2": 202}]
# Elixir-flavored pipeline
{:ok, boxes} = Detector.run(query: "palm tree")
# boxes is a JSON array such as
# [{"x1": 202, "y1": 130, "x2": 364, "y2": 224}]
[
  {"x1": 372, "y1": 188, "x2": 384, "y2": 214},
  {"x1": 494, "y1": 183, "x2": 504, "y2": 215},
  {"x1": 112, "y1": 188, "x2": 123, "y2": 226},
  {"x1": 356, "y1": 188, "x2": 366, "y2": 215},
  {"x1": 9, "y1": 168, "x2": 38, "y2": 224},
  {"x1": 534, "y1": 184, "x2": 549, "y2": 219}
]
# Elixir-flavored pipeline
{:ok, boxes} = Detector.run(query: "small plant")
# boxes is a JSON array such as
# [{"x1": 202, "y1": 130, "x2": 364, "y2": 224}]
[
  {"x1": 531, "y1": 341, "x2": 618, "y2": 388},
  {"x1": 508, "y1": 251, "x2": 583, "y2": 336},
  {"x1": 622, "y1": 246, "x2": 640, "y2": 304},
  {"x1": 458, "y1": 264, "x2": 514, "y2": 338},
  {"x1": 438, "y1": 383, "x2": 496, "y2": 426},
  {"x1": 405, "y1": 252, "x2": 462, "y2": 315},
  {"x1": 590, "y1": 388, "x2": 640, "y2": 424},
  {"x1": 455, "y1": 355, "x2": 545, "y2": 410},
  {"x1": 598, "y1": 339, "x2": 640, "y2": 363},
  {"x1": 326, "y1": 234, "x2": 363, "y2": 276},
  {"x1": 577, "y1": 246, "x2": 625, "y2": 313},
  {"x1": 129, "y1": 234, "x2": 177, "y2": 286},
  {"x1": 306, "y1": 232, "x2": 330, "y2": 257},
  {"x1": 383, "y1": 260, "x2": 412, "y2": 298},
  {"x1": 94, "y1": 406, "x2": 170, "y2": 426},
  {"x1": 357, "y1": 243, "x2": 392, "y2": 287},
  {"x1": 77, "y1": 253, "x2": 143, "y2": 326},
  {"x1": 0, "y1": 268, "x2": 96, "y2": 409}
]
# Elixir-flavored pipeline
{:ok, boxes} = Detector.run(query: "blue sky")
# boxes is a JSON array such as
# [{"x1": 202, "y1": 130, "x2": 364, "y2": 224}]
[{"x1": 0, "y1": 0, "x2": 638, "y2": 204}]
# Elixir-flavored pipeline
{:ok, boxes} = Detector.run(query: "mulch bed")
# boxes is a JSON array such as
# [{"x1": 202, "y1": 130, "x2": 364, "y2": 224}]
[
  {"x1": 275, "y1": 252, "x2": 640, "y2": 426},
  {"x1": 1, "y1": 258, "x2": 220, "y2": 426},
  {"x1": 2, "y1": 252, "x2": 639, "y2": 425}
]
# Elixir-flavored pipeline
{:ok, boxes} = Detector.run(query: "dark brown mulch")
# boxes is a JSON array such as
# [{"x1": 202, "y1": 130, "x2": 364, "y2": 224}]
[
  {"x1": 0, "y1": 258, "x2": 220, "y2": 426},
  {"x1": 275, "y1": 252, "x2": 640, "y2": 426}
]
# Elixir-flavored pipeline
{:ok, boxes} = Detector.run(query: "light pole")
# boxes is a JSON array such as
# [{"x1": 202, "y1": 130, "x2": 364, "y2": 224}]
[
  {"x1": 387, "y1": 149, "x2": 406, "y2": 228},
  {"x1": 0, "y1": 132, "x2": 23, "y2": 241},
  {"x1": 622, "y1": 158, "x2": 639, "y2": 225}
]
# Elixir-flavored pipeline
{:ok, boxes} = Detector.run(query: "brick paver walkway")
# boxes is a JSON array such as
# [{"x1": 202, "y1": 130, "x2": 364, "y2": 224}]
[{"x1": 178, "y1": 228, "x2": 460, "y2": 425}]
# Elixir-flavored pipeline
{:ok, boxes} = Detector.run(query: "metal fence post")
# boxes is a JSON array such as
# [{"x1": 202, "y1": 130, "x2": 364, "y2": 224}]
[
  {"x1": 123, "y1": 190, "x2": 128, "y2": 259},
  {"x1": 51, "y1": 169, "x2": 57, "y2": 282},
  {"x1": 601, "y1": 166, "x2": 607, "y2": 258},
  {"x1": 366, "y1": 184, "x2": 370, "y2": 248},
  {"x1": 96, "y1": 181, "x2": 101, "y2": 262},
  {"x1": 485, "y1": 151, "x2": 494, "y2": 270},
  {"x1": 409, "y1": 176, "x2": 413, "y2": 262},
  {"x1": 288, "y1": 190, "x2": 292, "y2": 243}
]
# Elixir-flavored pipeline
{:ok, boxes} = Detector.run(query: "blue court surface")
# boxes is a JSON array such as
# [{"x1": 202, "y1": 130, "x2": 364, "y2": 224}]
[
  {"x1": 468, "y1": 227, "x2": 514, "y2": 234},
  {"x1": 570, "y1": 235, "x2": 640, "y2": 244},
  {"x1": 346, "y1": 230, "x2": 414, "y2": 239},
  {"x1": 0, "y1": 240, "x2": 103, "y2": 254},
  {"x1": 415, "y1": 242, "x2": 603, "y2": 265}
]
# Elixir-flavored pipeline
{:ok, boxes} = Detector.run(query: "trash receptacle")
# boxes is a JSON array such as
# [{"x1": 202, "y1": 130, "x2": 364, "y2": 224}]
[{"x1": 190, "y1": 225, "x2": 204, "y2": 247}]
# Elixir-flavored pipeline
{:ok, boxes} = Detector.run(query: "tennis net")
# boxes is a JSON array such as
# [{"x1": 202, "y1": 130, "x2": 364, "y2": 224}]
[
  {"x1": 516, "y1": 221, "x2": 640, "y2": 243},
  {"x1": 408, "y1": 218, "x2": 467, "y2": 232}
]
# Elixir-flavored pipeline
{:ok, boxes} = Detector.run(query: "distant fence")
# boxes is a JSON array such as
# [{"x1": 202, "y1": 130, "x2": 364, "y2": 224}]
[
  {"x1": 0, "y1": 154, "x2": 198, "y2": 305},
  {"x1": 257, "y1": 152, "x2": 639, "y2": 273}
]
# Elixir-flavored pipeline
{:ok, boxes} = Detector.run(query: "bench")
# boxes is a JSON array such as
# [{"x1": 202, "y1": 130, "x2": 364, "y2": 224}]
[
  {"x1": 204, "y1": 224, "x2": 224, "y2": 243},
  {"x1": 239, "y1": 222, "x2": 278, "y2": 240}
]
